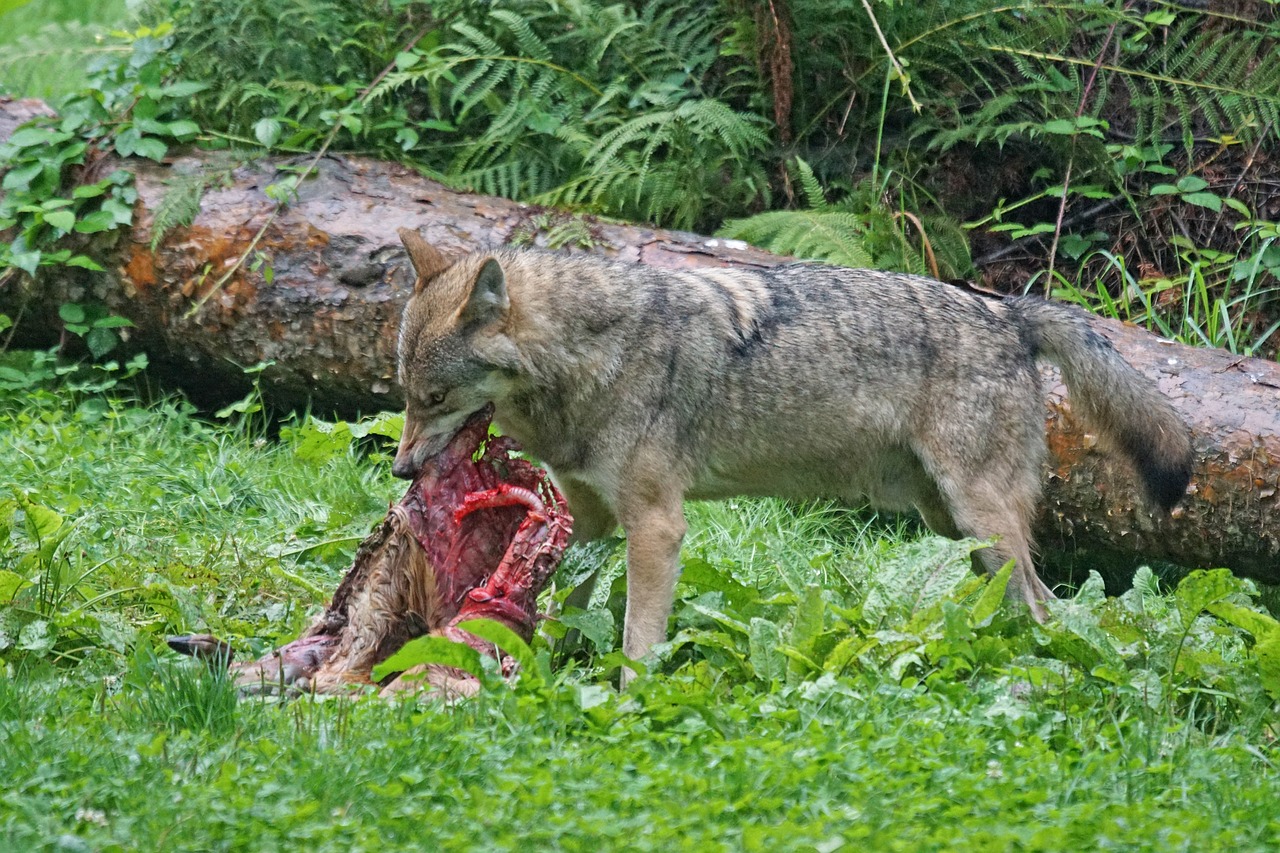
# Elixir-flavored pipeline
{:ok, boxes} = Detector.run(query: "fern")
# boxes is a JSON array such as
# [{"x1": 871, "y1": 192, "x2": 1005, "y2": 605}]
[
  {"x1": 149, "y1": 167, "x2": 223, "y2": 250},
  {"x1": 792, "y1": 158, "x2": 828, "y2": 210},
  {"x1": 722, "y1": 209, "x2": 877, "y2": 269},
  {"x1": 370, "y1": 0, "x2": 770, "y2": 231},
  {"x1": 902, "y1": 3, "x2": 1280, "y2": 156},
  {"x1": 719, "y1": 159, "x2": 972, "y2": 278}
]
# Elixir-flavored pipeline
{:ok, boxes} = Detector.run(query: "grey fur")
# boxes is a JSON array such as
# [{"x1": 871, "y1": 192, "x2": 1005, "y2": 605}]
[{"x1": 393, "y1": 241, "x2": 1194, "y2": 663}]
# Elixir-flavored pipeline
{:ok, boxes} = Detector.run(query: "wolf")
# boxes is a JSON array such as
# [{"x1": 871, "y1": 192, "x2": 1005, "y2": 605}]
[{"x1": 390, "y1": 228, "x2": 1193, "y2": 666}]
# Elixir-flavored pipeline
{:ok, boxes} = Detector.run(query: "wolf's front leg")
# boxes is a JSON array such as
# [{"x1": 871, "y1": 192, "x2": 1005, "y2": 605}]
[
  {"x1": 617, "y1": 488, "x2": 687, "y2": 674},
  {"x1": 556, "y1": 476, "x2": 620, "y2": 613}
]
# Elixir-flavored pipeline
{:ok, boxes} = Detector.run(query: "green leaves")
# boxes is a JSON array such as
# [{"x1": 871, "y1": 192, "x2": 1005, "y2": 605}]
[
  {"x1": 559, "y1": 607, "x2": 615, "y2": 654},
  {"x1": 1149, "y1": 174, "x2": 1244, "y2": 215},
  {"x1": 0, "y1": 569, "x2": 27, "y2": 603},
  {"x1": 719, "y1": 158, "x2": 972, "y2": 279},
  {"x1": 371, "y1": 619, "x2": 545, "y2": 692},
  {"x1": 1206, "y1": 593, "x2": 1280, "y2": 700},
  {"x1": 0, "y1": 379, "x2": 1277, "y2": 847},
  {"x1": 1041, "y1": 115, "x2": 1108, "y2": 139},
  {"x1": 371, "y1": 1, "x2": 771, "y2": 231},
  {"x1": 0, "y1": 23, "x2": 193, "y2": 285},
  {"x1": 253, "y1": 117, "x2": 283, "y2": 149},
  {"x1": 371, "y1": 635, "x2": 484, "y2": 682},
  {"x1": 968, "y1": 560, "x2": 1013, "y2": 628},
  {"x1": 1173, "y1": 568, "x2": 1243, "y2": 628},
  {"x1": 56, "y1": 302, "x2": 133, "y2": 359}
]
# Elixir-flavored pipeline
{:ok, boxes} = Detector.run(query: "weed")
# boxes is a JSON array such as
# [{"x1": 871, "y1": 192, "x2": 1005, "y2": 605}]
[{"x1": 0, "y1": 383, "x2": 1278, "y2": 848}]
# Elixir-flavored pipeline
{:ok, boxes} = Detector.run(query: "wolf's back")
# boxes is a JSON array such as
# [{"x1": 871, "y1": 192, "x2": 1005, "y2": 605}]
[{"x1": 1007, "y1": 298, "x2": 1193, "y2": 510}]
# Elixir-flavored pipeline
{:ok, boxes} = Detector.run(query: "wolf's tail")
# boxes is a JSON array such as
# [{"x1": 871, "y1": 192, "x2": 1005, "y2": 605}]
[{"x1": 1008, "y1": 297, "x2": 1193, "y2": 510}]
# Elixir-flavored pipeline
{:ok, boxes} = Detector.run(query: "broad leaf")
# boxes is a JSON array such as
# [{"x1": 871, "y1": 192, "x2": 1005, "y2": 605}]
[
  {"x1": 968, "y1": 559, "x2": 1013, "y2": 628},
  {"x1": 456, "y1": 618, "x2": 541, "y2": 684},
  {"x1": 560, "y1": 607, "x2": 615, "y2": 654},
  {"x1": 1174, "y1": 569, "x2": 1242, "y2": 628},
  {"x1": 747, "y1": 617, "x2": 784, "y2": 684},
  {"x1": 371, "y1": 635, "x2": 484, "y2": 682}
]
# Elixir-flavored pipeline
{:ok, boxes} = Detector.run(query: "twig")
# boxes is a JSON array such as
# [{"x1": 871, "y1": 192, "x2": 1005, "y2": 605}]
[
  {"x1": 184, "y1": 25, "x2": 433, "y2": 320},
  {"x1": 858, "y1": 0, "x2": 921, "y2": 113},
  {"x1": 1044, "y1": 2, "x2": 1131, "y2": 293},
  {"x1": 1044, "y1": 156, "x2": 1073, "y2": 294},
  {"x1": 834, "y1": 86, "x2": 857, "y2": 139}
]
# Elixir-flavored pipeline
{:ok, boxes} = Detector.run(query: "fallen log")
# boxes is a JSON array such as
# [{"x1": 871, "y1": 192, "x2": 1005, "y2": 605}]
[{"x1": 1, "y1": 98, "x2": 1277, "y2": 586}]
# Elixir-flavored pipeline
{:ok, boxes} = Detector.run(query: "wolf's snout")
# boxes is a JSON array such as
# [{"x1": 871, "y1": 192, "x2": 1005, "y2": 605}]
[{"x1": 392, "y1": 440, "x2": 422, "y2": 479}]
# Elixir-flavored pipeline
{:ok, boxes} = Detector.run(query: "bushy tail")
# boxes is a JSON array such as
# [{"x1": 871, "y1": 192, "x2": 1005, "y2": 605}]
[{"x1": 1009, "y1": 297, "x2": 1193, "y2": 510}]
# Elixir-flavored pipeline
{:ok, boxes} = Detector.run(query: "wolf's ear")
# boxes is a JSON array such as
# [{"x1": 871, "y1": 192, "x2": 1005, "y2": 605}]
[
  {"x1": 462, "y1": 258, "x2": 509, "y2": 326},
  {"x1": 398, "y1": 228, "x2": 449, "y2": 292}
]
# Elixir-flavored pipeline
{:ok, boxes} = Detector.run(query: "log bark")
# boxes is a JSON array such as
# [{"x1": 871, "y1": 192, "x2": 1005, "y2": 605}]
[{"x1": 2, "y1": 98, "x2": 1278, "y2": 586}]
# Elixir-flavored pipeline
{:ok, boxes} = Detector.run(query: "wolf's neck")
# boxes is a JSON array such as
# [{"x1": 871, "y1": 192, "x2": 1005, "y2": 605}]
[{"x1": 495, "y1": 323, "x2": 632, "y2": 471}]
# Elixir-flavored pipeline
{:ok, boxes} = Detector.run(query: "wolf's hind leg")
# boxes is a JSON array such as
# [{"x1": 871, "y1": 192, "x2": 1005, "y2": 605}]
[
  {"x1": 932, "y1": 472, "x2": 1054, "y2": 622},
  {"x1": 913, "y1": 479, "x2": 965, "y2": 541}
]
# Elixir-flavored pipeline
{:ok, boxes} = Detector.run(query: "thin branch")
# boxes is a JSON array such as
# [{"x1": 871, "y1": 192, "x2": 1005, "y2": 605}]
[
  {"x1": 1045, "y1": 4, "x2": 1129, "y2": 292},
  {"x1": 858, "y1": 0, "x2": 921, "y2": 113},
  {"x1": 185, "y1": 25, "x2": 434, "y2": 320}
]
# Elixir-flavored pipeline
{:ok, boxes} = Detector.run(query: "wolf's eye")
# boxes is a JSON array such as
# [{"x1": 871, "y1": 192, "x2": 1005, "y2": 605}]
[{"x1": 427, "y1": 391, "x2": 447, "y2": 407}]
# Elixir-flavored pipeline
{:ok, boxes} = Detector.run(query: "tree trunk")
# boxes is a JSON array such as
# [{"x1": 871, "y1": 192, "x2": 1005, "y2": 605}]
[{"x1": 2, "y1": 99, "x2": 1278, "y2": 586}]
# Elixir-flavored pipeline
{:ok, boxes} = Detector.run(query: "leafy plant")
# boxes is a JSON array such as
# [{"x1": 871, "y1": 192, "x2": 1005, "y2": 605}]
[
  {"x1": 719, "y1": 158, "x2": 972, "y2": 277},
  {"x1": 149, "y1": 0, "x2": 417, "y2": 153},
  {"x1": 57, "y1": 302, "x2": 133, "y2": 359},
  {"x1": 0, "y1": 492, "x2": 136, "y2": 664},
  {"x1": 0, "y1": 129, "x2": 132, "y2": 277},
  {"x1": 374, "y1": 0, "x2": 771, "y2": 230},
  {"x1": 0, "y1": 22, "x2": 203, "y2": 280},
  {"x1": 1053, "y1": 221, "x2": 1280, "y2": 356}
]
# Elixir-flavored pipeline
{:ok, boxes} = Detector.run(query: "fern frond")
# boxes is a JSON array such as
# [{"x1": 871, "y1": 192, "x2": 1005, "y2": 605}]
[
  {"x1": 791, "y1": 158, "x2": 827, "y2": 209},
  {"x1": 489, "y1": 10, "x2": 552, "y2": 62},
  {"x1": 906, "y1": 3, "x2": 1280, "y2": 156},
  {"x1": 720, "y1": 210, "x2": 877, "y2": 269},
  {"x1": 149, "y1": 168, "x2": 222, "y2": 250}
]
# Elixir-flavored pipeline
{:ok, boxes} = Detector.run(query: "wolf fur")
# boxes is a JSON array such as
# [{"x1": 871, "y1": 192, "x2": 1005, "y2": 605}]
[{"x1": 391, "y1": 230, "x2": 1193, "y2": 663}]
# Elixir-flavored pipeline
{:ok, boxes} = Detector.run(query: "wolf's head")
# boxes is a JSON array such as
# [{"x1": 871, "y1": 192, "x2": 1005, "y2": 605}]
[{"x1": 392, "y1": 229, "x2": 522, "y2": 479}]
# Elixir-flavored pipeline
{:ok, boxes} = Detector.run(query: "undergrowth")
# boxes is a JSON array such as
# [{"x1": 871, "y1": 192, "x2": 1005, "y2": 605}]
[
  {"x1": 2, "y1": 0, "x2": 1279, "y2": 354},
  {"x1": 1, "y1": 372, "x2": 1278, "y2": 849},
  {"x1": 0, "y1": 0, "x2": 131, "y2": 99}
]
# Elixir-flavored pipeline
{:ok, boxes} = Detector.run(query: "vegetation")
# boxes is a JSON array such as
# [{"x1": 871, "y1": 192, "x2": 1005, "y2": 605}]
[
  {"x1": 2, "y1": 377, "x2": 1280, "y2": 849},
  {"x1": 0, "y1": 0, "x2": 129, "y2": 99},
  {"x1": 2, "y1": 0, "x2": 1278, "y2": 352},
  {"x1": 2, "y1": 1, "x2": 1279, "y2": 848}
]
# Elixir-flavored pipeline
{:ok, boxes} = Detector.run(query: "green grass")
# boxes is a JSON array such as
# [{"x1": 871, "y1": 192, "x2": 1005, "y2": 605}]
[
  {"x1": 1050, "y1": 243, "x2": 1280, "y2": 360},
  {"x1": 0, "y1": 0, "x2": 132, "y2": 100},
  {"x1": 1, "y1": 378, "x2": 1279, "y2": 851},
  {"x1": 4, "y1": 661, "x2": 1277, "y2": 851}
]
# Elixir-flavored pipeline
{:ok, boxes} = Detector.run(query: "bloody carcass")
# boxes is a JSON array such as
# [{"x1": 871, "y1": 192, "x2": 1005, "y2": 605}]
[{"x1": 168, "y1": 404, "x2": 572, "y2": 698}]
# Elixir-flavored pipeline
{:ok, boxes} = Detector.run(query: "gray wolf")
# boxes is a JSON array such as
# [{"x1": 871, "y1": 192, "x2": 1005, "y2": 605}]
[{"x1": 391, "y1": 229, "x2": 1193, "y2": 665}]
